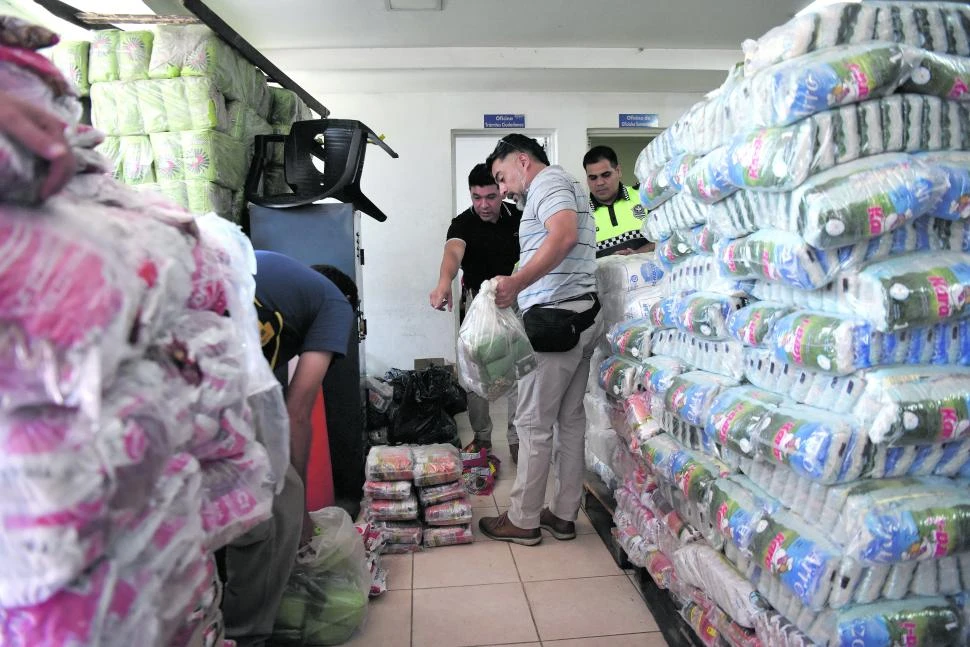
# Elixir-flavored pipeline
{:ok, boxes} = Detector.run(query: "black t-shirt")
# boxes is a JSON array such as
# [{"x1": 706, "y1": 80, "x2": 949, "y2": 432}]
[
  {"x1": 254, "y1": 251, "x2": 353, "y2": 369},
  {"x1": 446, "y1": 202, "x2": 521, "y2": 293}
]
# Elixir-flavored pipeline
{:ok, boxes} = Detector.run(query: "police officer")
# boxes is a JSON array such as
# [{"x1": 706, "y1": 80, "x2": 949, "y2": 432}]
[{"x1": 583, "y1": 145, "x2": 654, "y2": 257}]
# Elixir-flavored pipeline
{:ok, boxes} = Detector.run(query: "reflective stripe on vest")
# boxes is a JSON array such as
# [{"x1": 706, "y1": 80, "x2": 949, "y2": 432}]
[{"x1": 592, "y1": 184, "x2": 647, "y2": 253}]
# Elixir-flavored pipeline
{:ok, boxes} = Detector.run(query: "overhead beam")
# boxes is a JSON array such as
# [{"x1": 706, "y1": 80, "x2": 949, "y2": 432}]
[{"x1": 77, "y1": 12, "x2": 201, "y2": 24}]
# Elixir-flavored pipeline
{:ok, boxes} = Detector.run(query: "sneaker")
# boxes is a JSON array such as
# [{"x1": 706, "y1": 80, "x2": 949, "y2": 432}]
[
  {"x1": 479, "y1": 512, "x2": 541, "y2": 546},
  {"x1": 509, "y1": 443, "x2": 519, "y2": 464},
  {"x1": 539, "y1": 508, "x2": 576, "y2": 540}
]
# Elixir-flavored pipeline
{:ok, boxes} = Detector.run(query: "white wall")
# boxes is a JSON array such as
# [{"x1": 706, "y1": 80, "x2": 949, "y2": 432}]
[{"x1": 302, "y1": 88, "x2": 703, "y2": 377}]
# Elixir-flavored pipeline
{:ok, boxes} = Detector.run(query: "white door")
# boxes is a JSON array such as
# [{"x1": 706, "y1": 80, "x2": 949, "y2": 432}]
[{"x1": 452, "y1": 131, "x2": 555, "y2": 215}]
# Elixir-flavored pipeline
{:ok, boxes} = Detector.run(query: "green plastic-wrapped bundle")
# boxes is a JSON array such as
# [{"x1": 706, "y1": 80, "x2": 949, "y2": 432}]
[
  {"x1": 269, "y1": 87, "x2": 313, "y2": 126},
  {"x1": 97, "y1": 135, "x2": 155, "y2": 185},
  {"x1": 91, "y1": 78, "x2": 229, "y2": 136},
  {"x1": 137, "y1": 180, "x2": 234, "y2": 219},
  {"x1": 227, "y1": 100, "x2": 273, "y2": 140},
  {"x1": 150, "y1": 129, "x2": 248, "y2": 189},
  {"x1": 48, "y1": 40, "x2": 89, "y2": 96},
  {"x1": 89, "y1": 29, "x2": 121, "y2": 83},
  {"x1": 116, "y1": 30, "x2": 153, "y2": 81}
]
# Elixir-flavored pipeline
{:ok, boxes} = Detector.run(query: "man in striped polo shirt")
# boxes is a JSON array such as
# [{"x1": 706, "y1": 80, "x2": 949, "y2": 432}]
[{"x1": 478, "y1": 134, "x2": 602, "y2": 545}]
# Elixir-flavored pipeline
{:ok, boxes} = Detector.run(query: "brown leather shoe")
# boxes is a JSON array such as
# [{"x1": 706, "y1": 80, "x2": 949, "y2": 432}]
[
  {"x1": 479, "y1": 512, "x2": 541, "y2": 546},
  {"x1": 509, "y1": 443, "x2": 519, "y2": 464},
  {"x1": 539, "y1": 508, "x2": 576, "y2": 540}
]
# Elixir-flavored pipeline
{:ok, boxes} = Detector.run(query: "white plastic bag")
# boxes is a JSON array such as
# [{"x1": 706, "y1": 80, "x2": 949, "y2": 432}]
[{"x1": 456, "y1": 279, "x2": 537, "y2": 400}]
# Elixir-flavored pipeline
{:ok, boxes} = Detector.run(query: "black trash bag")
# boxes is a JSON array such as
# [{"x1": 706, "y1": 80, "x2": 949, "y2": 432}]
[{"x1": 382, "y1": 367, "x2": 461, "y2": 446}]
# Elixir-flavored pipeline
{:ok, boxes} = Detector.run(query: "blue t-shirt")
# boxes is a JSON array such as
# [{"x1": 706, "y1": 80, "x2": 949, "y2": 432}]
[{"x1": 254, "y1": 251, "x2": 353, "y2": 368}]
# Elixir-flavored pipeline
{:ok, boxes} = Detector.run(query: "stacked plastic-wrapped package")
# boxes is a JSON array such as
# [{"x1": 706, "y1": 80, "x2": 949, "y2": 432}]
[
  {"x1": 363, "y1": 444, "x2": 475, "y2": 552},
  {"x1": 584, "y1": 254, "x2": 666, "y2": 490},
  {"x1": 41, "y1": 25, "x2": 307, "y2": 223},
  {"x1": 597, "y1": 3, "x2": 970, "y2": 646},
  {"x1": 1, "y1": 17, "x2": 287, "y2": 645},
  {"x1": 263, "y1": 86, "x2": 314, "y2": 196}
]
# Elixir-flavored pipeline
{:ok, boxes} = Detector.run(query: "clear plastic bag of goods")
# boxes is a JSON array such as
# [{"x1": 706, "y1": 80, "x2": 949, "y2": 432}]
[
  {"x1": 660, "y1": 371, "x2": 740, "y2": 428},
  {"x1": 727, "y1": 302, "x2": 795, "y2": 346},
  {"x1": 662, "y1": 254, "x2": 753, "y2": 297},
  {"x1": 456, "y1": 279, "x2": 537, "y2": 401},
  {"x1": 703, "y1": 386, "x2": 783, "y2": 458},
  {"x1": 833, "y1": 476, "x2": 970, "y2": 565},
  {"x1": 674, "y1": 292, "x2": 747, "y2": 340},
  {"x1": 598, "y1": 355, "x2": 644, "y2": 400},
  {"x1": 834, "y1": 596, "x2": 965, "y2": 647},
  {"x1": 853, "y1": 366, "x2": 970, "y2": 446},
  {"x1": 364, "y1": 496, "x2": 419, "y2": 522},
  {"x1": 363, "y1": 480, "x2": 413, "y2": 501},
  {"x1": 199, "y1": 444, "x2": 275, "y2": 550},
  {"x1": 643, "y1": 193, "x2": 711, "y2": 243},
  {"x1": 708, "y1": 153, "x2": 948, "y2": 249},
  {"x1": 672, "y1": 543, "x2": 763, "y2": 628},
  {"x1": 423, "y1": 499, "x2": 473, "y2": 526},
  {"x1": 742, "y1": 2, "x2": 970, "y2": 75},
  {"x1": 743, "y1": 347, "x2": 868, "y2": 412},
  {"x1": 97, "y1": 135, "x2": 156, "y2": 184},
  {"x1": 423, "y1": 524, "x2": 474, "y2": 548},
  {"x1": 691, "y1": 225, "x2": 720, "y2": 254},
  {"x1": 766, "y1": 311, "x2": 877, "y2": 375},
  {"x1": 364, "y1": 445, "x2": 415, "y2": 482},
  {"x1": 417, "y1": 480, "x2": 466, "y2": 506},
  {"x1": 639, "y1": 355, "x2": 689, "y2": 397},
  {"x1": 656, "y1": 228, "x2": 698, "y2": 270},
  {"x1": 595, "y1": 254, "x2": 665, "y2": 294},
  {"x1": 702, "y1": 473, "x2": 781, "y2": 555},
  {"x1": 273, "y1": 508, "x2": 371, "y2": 646},
  {"x1": 606, "y1": 319, "x2": 655, "y2": 360},
  {"x1": 371, "y1": 520, "x2": 423, "y2": 545},
  {"x1": 737, "y1": 43, "x2": 920, "y2": 130},
  {"x1": 412, "y1": 443, "x2": 463, "y2": 486},
  {"x1": 900, "y1": 48, "x2": 970, "y2": 100},
  {"x1": 918, "y1": 150, "x2": 970, "y2": 220},
  {"x1": 649, "y1": 295, "x2": 682, "y2": 330}
]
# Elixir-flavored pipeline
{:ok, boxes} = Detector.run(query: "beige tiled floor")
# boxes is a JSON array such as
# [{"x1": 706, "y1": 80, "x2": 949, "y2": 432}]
[{"x1": 347, "y1": 401, "x2": 669, "y2": 647}]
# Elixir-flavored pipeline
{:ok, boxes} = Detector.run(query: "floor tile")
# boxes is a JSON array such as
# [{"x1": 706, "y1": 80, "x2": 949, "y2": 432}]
[
  {"x1": 542, "y1": 633, "x2": 668, "y2": 646},
  {"x1": 413, "y1": 537, "x2": 518, "y2": 588},
  {"x1": 412, "y1": 583, "x2": 539, "y2": 647},
  {"x1": 525, "y1": 576, "x2": 659, "y2": 641},
  {"x1": 381, "y1": 552, "x2": 412, "y2": 590},
  {"x1": 342, "y1": 589, "x2": 411, "y2": 647},
  {"x1": 469, "y1": 492, "x2": 497, "y2": 509},
  {"x1": 510, "y1": 533, "x2": 623, "y2": 581}
]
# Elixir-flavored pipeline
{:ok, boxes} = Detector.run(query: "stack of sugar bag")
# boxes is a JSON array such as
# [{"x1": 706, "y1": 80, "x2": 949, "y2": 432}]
[
  {"x1": 363, "y1": 444, "x2": 473, "y2": 552},
  {"x1": 610, "y1": 3, "x2": 970, "y2": 645},
  {"x1": 0, "y1": 28, "x2": 286, "y2": 643},
  {"x1": 50, "y1": 25, "x2": 296, "y2": 223}
]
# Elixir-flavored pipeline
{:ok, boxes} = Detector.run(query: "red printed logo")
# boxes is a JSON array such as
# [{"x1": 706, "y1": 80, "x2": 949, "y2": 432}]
[
  {"x1": 744, "y1": 310, "x2": 763, "y2": 345},
  {"x1": 725, "y1": 243, "x2": 738, "y2": 273},
  {"x1": 949, "y1": 78, "x2": 969, "y2": 100},
  {"x1": 772, "y1": 421, "x2": 796, "y2": 462},
  {"x1": 764, "y1": 531, "x2": 787, "y2": 570},
  {"x1": 941, "y1": 407, "x2": 959, "y2": 440},
  {"x1": 848, "y1": 63, "x2": 871, "y2": 99},
  {"x1": 927, "y1": 275, "x2": 952, "y2": 318},
  {"x1": 791, "y1": 318, "x2": 810, "y2": 365},
  {"x1": 718, "y1": 402, "x2": 746, "y2": 445},
  {"x1": 868, "y1": 204, "x2": 885, "y2": 235},
  {"x1": 748, "y1": 135, "x2": 765, "y2": 181}
]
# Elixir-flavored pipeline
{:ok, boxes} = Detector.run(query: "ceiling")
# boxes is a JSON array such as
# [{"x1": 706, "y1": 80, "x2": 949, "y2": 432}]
[{"x1": 30, "y1": 0, "x2": 810, "y2": 93}]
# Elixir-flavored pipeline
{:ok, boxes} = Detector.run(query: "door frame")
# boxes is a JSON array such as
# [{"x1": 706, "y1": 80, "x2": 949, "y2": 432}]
[{"x1": 451, "y1": 128, "x2": 557, "y2": 216}]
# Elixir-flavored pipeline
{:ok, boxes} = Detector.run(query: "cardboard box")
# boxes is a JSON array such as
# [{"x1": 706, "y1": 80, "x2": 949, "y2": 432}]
[{"x1": 413, "y1": 357, "x2": 456, "y2": 376}]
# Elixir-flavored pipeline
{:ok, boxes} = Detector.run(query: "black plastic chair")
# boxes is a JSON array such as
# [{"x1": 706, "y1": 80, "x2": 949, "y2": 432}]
[{"x1": 245, "y1": 119, "x2": 398, "y2": 222}]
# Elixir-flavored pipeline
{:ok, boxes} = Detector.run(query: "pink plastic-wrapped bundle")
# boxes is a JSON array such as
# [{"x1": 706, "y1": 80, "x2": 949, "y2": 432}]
[
  {"x1": 0, "y1": 454, "x2": 210, "y2": 646},
  {"x1": 198, "y1": 444, "x2": 274, "y2": 550},
  {"x1": 188, "y1": 233, "x2": 232, "y2": 315}
]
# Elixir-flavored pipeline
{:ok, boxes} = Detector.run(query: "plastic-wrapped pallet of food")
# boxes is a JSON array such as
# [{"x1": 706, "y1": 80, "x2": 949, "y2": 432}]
[
  {"x1": 363, "y1": 480, "x2": 413, "y2": 501},
  {"x1": 606, "y1": 319, "x2": 655, "y2": 360},
  {"x1": 150, "y1": 129, "x2": 249, "y2": 189},
  {"x1": 423, "y1": 499, "x2": 473, "y2": 526},
  {"x1": 91, "y1": 78, "x2": 230, "y2": 136},
  {"x1": 149, "y1": 25, "x2": 270, "y2": 117},
  {"x1": 371, "y1": 520, "x2": 423, "y2": 546},
  {"x1": 364, "y1": 496, "x2": 419, "y2": 522},
  {"x1": 423, "y1": 524, "x2": 474, "y2": 547},
  {"x1": 417, "y1": 480, "x2": 466, "y2": 506},
  {"x1": 97, "y1": 135, "x2": 156, "y2": 185}
]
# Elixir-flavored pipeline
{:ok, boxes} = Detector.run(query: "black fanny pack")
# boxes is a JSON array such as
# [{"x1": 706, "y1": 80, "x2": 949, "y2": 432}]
[{"x1": 522, "y1": 293, "x2": 600, "y2": 353}]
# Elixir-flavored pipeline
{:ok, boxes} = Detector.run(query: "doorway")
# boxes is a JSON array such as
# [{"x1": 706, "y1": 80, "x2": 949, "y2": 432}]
[
  {"x1": 452, "y1": 129, "x2": 556, "y2": 216},
  {"x1": 586, "y1": 127, "x2": 663, "y2": 188}
]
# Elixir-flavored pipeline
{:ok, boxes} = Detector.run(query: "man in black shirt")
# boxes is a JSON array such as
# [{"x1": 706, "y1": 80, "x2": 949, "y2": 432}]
[{"x1": 430, "y1": 163, "x2": 522, "y2": 461}]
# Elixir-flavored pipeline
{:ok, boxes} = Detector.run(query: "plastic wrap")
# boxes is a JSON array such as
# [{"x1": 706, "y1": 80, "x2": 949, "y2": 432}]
[
  {"x1": 743, "y1": 2, "x2": 970, "y2": 75},
  {"x1": 662, "y1": 254, "x2": 753, "y2": 297},
  {"x1": 136, "y1": 180, "x2": 235, "y2": 220},
  {"x1": 48, "y1": 39, "x2": 89, "y2": 95},
  {"x1": 227, "y1": 100, "x2": 274, "y2": 142},
  {"x1": 417, "y1": 480, "x2": 466, "y2": 506},
  {"x1": 834, "y1": 596, "x2": 964, "y2": 647},
  {"x1": 649, "y1": 295, "x2": 681, "y2": 330},
  {"x1": 456, "y1": 280, "x2": 537, "y2": 400},
  {"x1": 708, "y1": 153, "x2": 948, "y2": 248},
  {"x1": 919, "y1": 150, "x2": 970, "y2": 220},
  {"x1": 672, "y1": 543, "x2": 763, "y2": 628},
  {"x1": 364, "y1": 446, "x2": 415, "y2": 482},
  {"x1": 273, "y1": 508, "x2": 370, "y2": 646},
  {"x1": 901, "y1": 48, "x2": 970, "y2": 100},
  {"x1": 766, "y1": 311, "x2": 875, "y2": 375},
  {"x1": 643, "y1": 193, "x2": 711, "y2": 242},
  {"x1": 412, "y1": 443, "x2": 463, "y2": 486},
  {"x1": 97, "y1": 135, "x2": 156, "y2": 185},
  {"x1": 853, "y1": 366, "x2": 970, "y2": 445},
  {"x1": 650, "y1": 329, "x2": 746, "y2": 380},
  {"x1": 605, "y1": 319, "x2": 655, "y2": 360},
  {"x1": 674, "y1": 292, "x2": 746, "y2": 340},
  {"x1": 198, "y1": 444, "x2": 274, "y2": 550},
  {"x1": 269, "y1": 87, "x2": 314, "y2": 126},
  {"x1": 149, "y1": 25, "x2": 270, "y2": 116},
  {"x1": 364, "y1": 496, "x2": 419, "y2": 522},
  {"x1": 363, "y1": 480, "x2": 413, "y2": 501},
  {"x1": 595, "y1": 254, "x2": 665, "y2": 294},
  {"x1": 423, "y1": 499, "x2": 473, "y2": 526},
  {"x1": 371, "y1": 521, "x2": 423, "y2": 546},
  {"x1": 150, "y1": 129, "x2": 248, "y2": 189},
  {"x1": 89, "y1": 29, "x2": 153, "y2": 83},
  {"x1": 727, "y1": 302, "x2": 795, "y2": 347},
  {"x1": 660, "y1": 371, "x2": 740, "y2": 428},
  {"x1": 657, "y1": 228, "x2": 698, "y2": 269},
  {"x1": 423, "y1": 524, "x2": 474, "y2": 548},
  {"x1": 91, "y1": 77, "x2": 230, "y2": 136},
  {"x1": 598, "y1": 355, "x2": 644, "y2": 400}
]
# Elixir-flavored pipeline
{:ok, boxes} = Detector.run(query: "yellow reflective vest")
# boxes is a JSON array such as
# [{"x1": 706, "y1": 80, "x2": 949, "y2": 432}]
[{"x1": 591, "y1": 183, "x2": 648, "y2": 257}]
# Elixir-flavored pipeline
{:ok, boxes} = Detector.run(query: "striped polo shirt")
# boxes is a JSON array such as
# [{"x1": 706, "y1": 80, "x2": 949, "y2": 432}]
[{"x1": 517, "y1": 165, "x2": 597, "y2": 311}]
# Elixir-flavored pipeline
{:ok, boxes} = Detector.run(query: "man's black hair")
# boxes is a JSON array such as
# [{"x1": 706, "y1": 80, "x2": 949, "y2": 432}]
[
  {"x1": 583, "y1": 145, "x2": 619, "y2": 169},
  {"x1": 486, "y1": 133, "x2": 551, "y2": 169},
  {"x1": 311, "y1": 264, "x2": 359, "y2": 312},
  {"x1": 467, "y1": 163, "x2": 497, "y2": 189}
]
